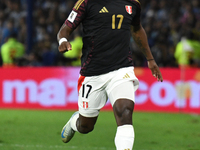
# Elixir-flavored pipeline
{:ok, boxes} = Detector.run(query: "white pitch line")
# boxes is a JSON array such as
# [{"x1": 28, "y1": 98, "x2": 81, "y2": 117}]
[{"x1": 0, "y1": 143, "x2": 112, "y2": 150}]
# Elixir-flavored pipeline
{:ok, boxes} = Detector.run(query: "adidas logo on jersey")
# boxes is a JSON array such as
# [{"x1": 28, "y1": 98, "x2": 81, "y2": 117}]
[
  {"x1": 123, "y1": 73, "x2": 130, "y2": 79},
  {"x1": 99, "y1": 7, "x2": 109, "y2": 13}
]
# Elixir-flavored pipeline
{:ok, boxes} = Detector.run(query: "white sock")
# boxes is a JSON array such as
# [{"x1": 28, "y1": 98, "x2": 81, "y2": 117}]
[
  {"x1": 70, "y1": 113, "x2": 79, "y2": 132},
  {"x1": 114, "y1": 125, "x2": 135, "y2": 150}
]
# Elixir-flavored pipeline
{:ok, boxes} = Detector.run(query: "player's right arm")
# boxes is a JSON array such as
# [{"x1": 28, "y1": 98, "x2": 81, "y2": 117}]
[
  {"x1": 57, "y1": 0, "x2": 87, "y2": 53},
  {"x1": 57, "y1": 24, "x2": 73, "y2": 53}
]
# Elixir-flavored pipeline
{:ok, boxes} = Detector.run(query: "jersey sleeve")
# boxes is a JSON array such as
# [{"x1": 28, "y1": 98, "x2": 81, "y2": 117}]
[
  {"x1": 65, "y1": 0, "x2": 88, "y2": 30},
  {"x1": 131, "y1": 0, "x2": 141, "y2": 26}
]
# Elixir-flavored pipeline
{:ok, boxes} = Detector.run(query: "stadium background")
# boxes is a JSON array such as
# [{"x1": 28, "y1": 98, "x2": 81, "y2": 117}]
[{"x1": 0, "y1": 0, "x2": 200, "y2": 67}]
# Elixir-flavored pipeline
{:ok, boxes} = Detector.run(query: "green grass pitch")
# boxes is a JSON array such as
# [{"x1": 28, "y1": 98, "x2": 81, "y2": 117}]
[{"x1": 0, "y1": 109, "x2": 200, "y2": 150}]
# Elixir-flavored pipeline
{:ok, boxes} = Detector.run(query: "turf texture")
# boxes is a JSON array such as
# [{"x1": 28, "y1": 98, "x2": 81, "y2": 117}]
[{"x1": 0, "y1": 110, "x2": 200, "y2": 150}]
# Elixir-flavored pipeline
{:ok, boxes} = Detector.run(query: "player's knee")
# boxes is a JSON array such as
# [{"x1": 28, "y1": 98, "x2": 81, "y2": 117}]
[
  {"x1": 114, "y1": 99, "x2": 134, "y2": 116},
  {"x1": 113, "y1": 99, "x2": 134, "y2": 125},
  {"x1": 116, "y1": 106, "x2": 133, "y2": 118},
  {"x1": 117, "y1": 108, "x2": 133, "y2": 125}
]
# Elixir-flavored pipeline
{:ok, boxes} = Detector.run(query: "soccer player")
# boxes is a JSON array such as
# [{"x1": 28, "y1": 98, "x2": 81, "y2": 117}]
[{"x1": 57, "y1": 0, "x2": 163, "y2": 149}]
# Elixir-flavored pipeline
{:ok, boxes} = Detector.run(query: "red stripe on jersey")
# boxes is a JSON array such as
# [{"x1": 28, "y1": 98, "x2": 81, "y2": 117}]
[{"x1": 78, "y1": 75, "x2": 85, "y2": 93}]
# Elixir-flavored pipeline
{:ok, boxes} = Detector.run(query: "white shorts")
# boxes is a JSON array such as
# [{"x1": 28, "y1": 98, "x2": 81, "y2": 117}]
[{"x1": 77, "y1": 66, "x2": 139, "y2": 117}]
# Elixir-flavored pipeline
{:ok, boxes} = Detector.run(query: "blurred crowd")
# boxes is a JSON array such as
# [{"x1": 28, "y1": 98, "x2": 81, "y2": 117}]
[{"x1": 0, "y1": 0, "x2": 200, "y2": 67}]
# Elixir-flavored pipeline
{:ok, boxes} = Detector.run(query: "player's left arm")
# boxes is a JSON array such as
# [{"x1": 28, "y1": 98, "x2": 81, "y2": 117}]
[{"x1": 131, "y1": 24, "x2": 163, "y2": 82}]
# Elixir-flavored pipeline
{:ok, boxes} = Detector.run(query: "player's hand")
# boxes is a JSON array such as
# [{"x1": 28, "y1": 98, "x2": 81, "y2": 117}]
[
  {"x1": 147, "y1": 60, "x2": 163, "y2": 82},
  {"x1": 58, "y1": 41, "x2": 72, "y2": 53}
]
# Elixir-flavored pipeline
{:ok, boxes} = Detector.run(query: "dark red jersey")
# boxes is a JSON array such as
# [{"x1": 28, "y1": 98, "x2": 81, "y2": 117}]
[{"x1": 65, "y1": 0, "x2": 141, "y2": 76}]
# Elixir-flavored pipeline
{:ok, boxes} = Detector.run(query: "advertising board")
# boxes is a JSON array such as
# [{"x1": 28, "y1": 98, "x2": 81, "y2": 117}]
[{"x1": 0, "y1": 67, "x2": 200, "y2": 114}]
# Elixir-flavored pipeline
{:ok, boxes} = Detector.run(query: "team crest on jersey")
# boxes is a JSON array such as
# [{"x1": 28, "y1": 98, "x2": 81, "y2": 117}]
[{"x1": 125, "y1": 5, "x2": 132, "y2": 14}]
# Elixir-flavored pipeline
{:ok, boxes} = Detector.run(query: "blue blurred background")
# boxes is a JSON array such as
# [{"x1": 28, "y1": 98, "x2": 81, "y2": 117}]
[{"x1": 0, "y1": 0, "x2": 200, "y2": 67}]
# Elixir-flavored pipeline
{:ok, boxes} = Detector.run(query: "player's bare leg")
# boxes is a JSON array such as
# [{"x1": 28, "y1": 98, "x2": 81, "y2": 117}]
[
  {"x1": 113, "y1": 99, "x2": 135, "y2": 150},
  {"x1": 61, "y1": 112, "x2": 98, "y2": 143},
  {"x1": 76, "y1": 114, "x2": 98, "y2": 134}
]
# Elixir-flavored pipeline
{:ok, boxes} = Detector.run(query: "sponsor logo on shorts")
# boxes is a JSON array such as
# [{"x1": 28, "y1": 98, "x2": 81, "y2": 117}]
[{"x1": 123, "y1": 73, "x2": 130, "y2": 79}]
